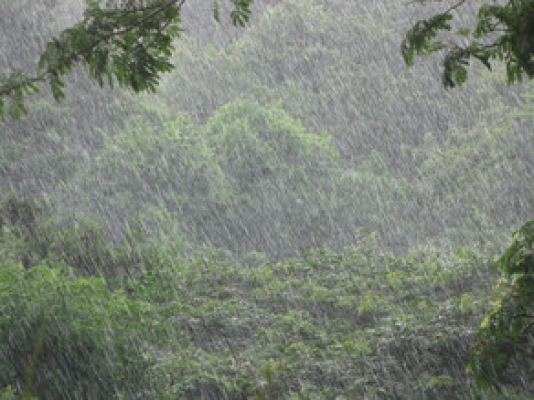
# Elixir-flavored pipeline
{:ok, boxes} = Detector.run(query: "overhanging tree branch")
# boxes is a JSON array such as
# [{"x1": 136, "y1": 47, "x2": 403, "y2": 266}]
[
  {"x1": 2, "y1": 1, "x2": 183, "y2": 96},
  {"x1": 403, "y1": 0, "x2": 534, "y2": 88},
  {"x1": 0, "y1": 0, "x2": 252, "y2": 119}
]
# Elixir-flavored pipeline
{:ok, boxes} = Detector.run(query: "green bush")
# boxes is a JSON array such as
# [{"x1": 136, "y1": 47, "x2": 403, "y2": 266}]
[{"x1": 0, "y1": 261, "x2": 155, "y2": 399}]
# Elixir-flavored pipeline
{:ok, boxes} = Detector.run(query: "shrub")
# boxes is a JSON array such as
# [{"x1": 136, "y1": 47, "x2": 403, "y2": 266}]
[{"x1": 0, "y1": 261, "x2": 155, "y2": 399}]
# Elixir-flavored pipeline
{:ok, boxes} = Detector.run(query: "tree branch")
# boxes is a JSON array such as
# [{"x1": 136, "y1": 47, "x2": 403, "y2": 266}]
[
  {"x1": 1, "y1": 0, "x2": 185, "y2": 99},
  {"x1": 444, "y1": 0, "x2": 468, "y2": 14}
]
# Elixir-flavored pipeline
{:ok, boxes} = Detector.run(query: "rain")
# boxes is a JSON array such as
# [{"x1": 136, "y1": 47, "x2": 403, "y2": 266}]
[{"x1": 1, "y1": 0, "x2": 533, "y2": 398}]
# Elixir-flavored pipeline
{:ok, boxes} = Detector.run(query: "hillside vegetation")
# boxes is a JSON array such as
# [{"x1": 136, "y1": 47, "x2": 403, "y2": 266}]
[
  {"x1": 1, "y1": 211, "x2": 531, "y2": 398},
  {"x1": 0, "y1": 0, "x2": 533, "y2": 398}
]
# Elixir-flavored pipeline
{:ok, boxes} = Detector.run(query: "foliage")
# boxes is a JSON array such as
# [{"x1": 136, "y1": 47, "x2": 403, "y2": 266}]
[
  {"x1": 403, "y1": 0, "x2": 534, "y2": 87},
  {"x1": 0, "y1": 100, "x2": 80, "y2": 195},
  {"x1": 4, "y1": 0, "x2": 529, "y2": 256},
  {"x1": 123, "y1": 240, "x2": 521, "y2": 398},
  {"x1": 1, "y1": 1, "x2": 533, "y2": 395},
  {"x1": 72, "y1": 105, "x2": 236, "y2": 253},
  {"x1": 0, "y1": 0, "x2": 254, "y2": 119},
  {"x1": 0, "y1": 261, "x2": 155, "y2": 399},
  {"x1": 227, "y1": 0, "x2": 497, "y2": 170},
  {"x1": 65, "y1": 98, "x2": 352, "y2": 257},
  {"x1": 204, "y1": 97, "x2": 338, "y2": 188},
  {"x1": 469, "y1": 220, "x2": 534, "y2": 388},
  {"x1": 1, "y1": 192, "x2": 532, "y2": 397},
  {"x1": 159, "y1": 43, "x2": 263, "y2": 122},
  {"x1": 404, "y1": 1, "x2": 534, "y2": 389},
  {"x1": 84, "y1": 107, "x2": 231, "y2": 206},
  {"x1": 408, "y1": 90, "x2": 534, "y2": 251},
  {"x1": 0, "y1": 192, "x2": 191, "y2": 279}
]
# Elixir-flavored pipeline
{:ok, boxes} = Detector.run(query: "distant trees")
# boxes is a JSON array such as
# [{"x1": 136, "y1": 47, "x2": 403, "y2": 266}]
[
  {"x1": 2, "y1": 0, "x2": 530, "y2": 257},
  {"x1": 70, "y1": 98, "x2": 350, "y2": 257}
]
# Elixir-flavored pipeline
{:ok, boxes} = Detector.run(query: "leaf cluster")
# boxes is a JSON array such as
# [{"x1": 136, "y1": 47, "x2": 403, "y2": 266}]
[
  {"x1": 0, "y1": 261, "x2": 155, "y2": 399},
  {"x1": 402, "y1": 0, "x2": 534, "y2": 87},
  {"x1": 124, "y1": 241, "x2": 506, "y2": 398},
  {"x1": 0, "y1": 0, "x2": 254, "y2": 119},
  {"x1": 214, "y1": 0, "x2": 253, "y2": 26},
  {"x1": 469, "y1": 220, "x2": 534, "y2": 388},
  {"x1": 38, "y1": 0, "x2": 184, "y2": 98}
]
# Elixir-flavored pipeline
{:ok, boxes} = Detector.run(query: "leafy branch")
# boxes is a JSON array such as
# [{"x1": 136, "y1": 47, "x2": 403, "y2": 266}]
[
  {"x1": 468, "y1": 220, "x2": 534, "y2": 387},
  {"x1": 0, "y1": 0, "x2": 254, "y2": 119},
  {"x1": 402, "y1": 0, "x2": 534, "y2": 88}
]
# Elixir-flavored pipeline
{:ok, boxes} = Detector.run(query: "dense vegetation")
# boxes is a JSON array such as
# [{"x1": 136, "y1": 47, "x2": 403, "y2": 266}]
[
  {"x1": 1, "y1": 204, "x2": 533, "y2": 398},
  {"x1": 1, "y1": 0, "x2": 533, "y2": 398}
]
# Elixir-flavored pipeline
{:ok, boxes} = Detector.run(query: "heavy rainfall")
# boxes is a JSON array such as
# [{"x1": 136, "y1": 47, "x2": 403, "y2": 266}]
[{"x1": 0, "y1": 0, "x2": 533, "y2": 398}]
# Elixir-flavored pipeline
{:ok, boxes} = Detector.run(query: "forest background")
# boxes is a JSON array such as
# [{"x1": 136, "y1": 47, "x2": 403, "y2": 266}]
[{"x1": 0, "y1": 0, "x2": 533, "y2": 398}]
